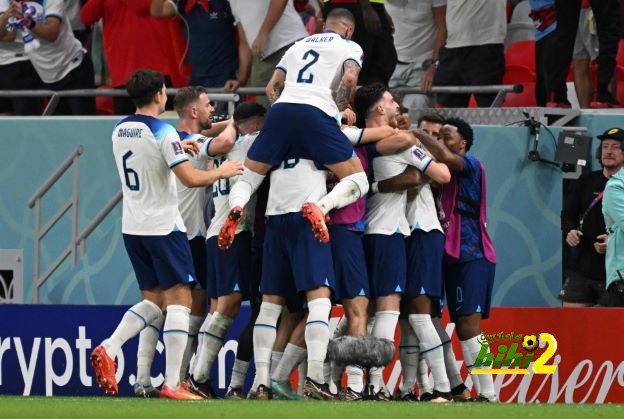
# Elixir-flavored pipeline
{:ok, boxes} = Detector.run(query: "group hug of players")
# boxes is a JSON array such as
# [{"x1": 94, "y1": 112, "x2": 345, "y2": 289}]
[{"x1": 89, "y1": 8, "x2": 498, "y2": 403}]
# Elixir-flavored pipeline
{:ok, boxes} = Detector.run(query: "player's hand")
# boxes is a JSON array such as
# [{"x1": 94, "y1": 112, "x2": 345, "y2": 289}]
[
  {"x1": 566, "y1": 229, "x2": 583, "y2": 247},
  {"x1": 8, "y1": 1, "x2": 23, "y2": 18},
  {"x1": 594, "y1": 234, "x2": 608, "y2": 254},
  {"x1": 361, "y1": 3, "x2": 382, "y2": 35},
  {"x1": 224, "y1": 79, "x2": 240, "y2": 92},
  {"x1": 341, "y1": 108, "x2": 356, "y2": 126},
  {"x1": 252, "y1": 31, "x2": 268, "y2": 58},
  {"x1": 421, "y1": 65, "x2": 436, "y2": 93},
  {"x1": 217, "y1": 159, "x2": 244, "y2": 178},
  {"x1": 180, "y1": 139, "x2": 200, "y2": 156},
  {"x1": 396, "y1": 114, "x2": 412, "y2": 130}
]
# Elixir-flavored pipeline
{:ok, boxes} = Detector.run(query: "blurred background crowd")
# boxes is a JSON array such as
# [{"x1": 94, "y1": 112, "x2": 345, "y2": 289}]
[{"x1": 2, "y1": 0, "x2": 624, "y2": 116}]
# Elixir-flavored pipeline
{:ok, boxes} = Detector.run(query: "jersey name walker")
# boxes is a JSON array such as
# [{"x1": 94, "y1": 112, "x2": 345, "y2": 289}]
[
  {"x1": 112, "y1": 115, "x2": 187, "y2": 235},
  {"x1": 276, "y1": 31, "x2": 363, "y2": 117},
  {"x1": 365, "y1": 146, "x2": 432, "y2": 235},
  {"x1": 176, "y1": 131, "x2": 210, "y2": 239},
  {"x1": 206, "y1": 133, "x2": 258, "y2": 238}
]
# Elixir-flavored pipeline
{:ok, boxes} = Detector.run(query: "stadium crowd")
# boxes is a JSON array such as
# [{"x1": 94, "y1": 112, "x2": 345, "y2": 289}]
[
  {"x1": 2, "y1": 0, "x2": 624, "y2": 404},
  {"x1": 2, "y1": 1, "x2": 624, "y2": 114}
]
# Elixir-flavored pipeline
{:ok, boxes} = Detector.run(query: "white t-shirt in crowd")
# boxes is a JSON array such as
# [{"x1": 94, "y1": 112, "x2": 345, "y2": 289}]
[
  {"x1": 2, "y1": 0, "x2": 84, "y2": 83},
  {"x1": 445, "y1": 0, "x2": 506, "y2": 48},
  {"x1": 276, "y1": 31, "x2": 363, "y2": 117},
  {"x1": 112, "y1": 115, "x2": 188, "y2": 236},
  {"x1": 385, "y1": 0, "x2": 447, "y2": 65},
  {"x1": 228, "y1": 0, "x2": 308, "y2": 57},
  {"x1": 0, "y1": 3, "x2": 29, "y2": 65},
  {"x1": 365, "y1": 146, "x2": 432, "y2": 236}
]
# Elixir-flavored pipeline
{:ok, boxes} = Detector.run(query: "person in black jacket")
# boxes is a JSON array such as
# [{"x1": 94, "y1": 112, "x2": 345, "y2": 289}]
[{"x1": 560, "y1": 128, "x2": 624, "y2": 306}]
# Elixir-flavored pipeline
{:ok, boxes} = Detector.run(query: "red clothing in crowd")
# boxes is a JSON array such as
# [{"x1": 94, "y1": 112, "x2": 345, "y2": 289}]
[{"x1": 80, "y1": 0, "x2": 189, "y2": 87}]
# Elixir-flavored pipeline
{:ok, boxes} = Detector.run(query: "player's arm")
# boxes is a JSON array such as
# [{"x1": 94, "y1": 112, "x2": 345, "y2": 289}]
[
  {"x1": 376, "y1": 166, "x2": 430, "y2": 193},
  {"x1": 358, "y1": 126, "x2": 397, "y2": 144},
  {"x1": 172, "y1": 160, "x2": 243, "y2": 188},
  {"x1": 0, "y1": 9, "x2": 17, "y2": 40},
  {"x1": 225, "y1": 24, "x2": 252, "y2": 92},
  {"x1": 252, "y1": 0, "x2": 288, "y2": 58},
  {"x1": 413, "y1": 128, "x2": 465, "y2": 172},
  {"x1": 334, "y1": 59, "x2": 360, "y2": 111},
  {"x1": 266, "y1": 68, "x2": 286, "y2": 104},
  {"x1": 375, "y1": 130, "x2": 421, "y2": 155},
  {"x1": 150, "y1": 0, "x2": 177, "y2": 17},
  {"x1": 207, "y1": 121, "x2": 237, "y2": 156},
  {"x1": 200, "y1": 120, "x2": 232, "y2": 138}
]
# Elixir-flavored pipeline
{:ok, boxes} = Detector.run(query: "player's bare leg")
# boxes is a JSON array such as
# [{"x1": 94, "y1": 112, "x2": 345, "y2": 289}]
[
  {"x1": 92, "y1": 288, "x2": 163, "y2": 396},
  {"x1": 218, "y1": 158, "x2": 270, "y2": 250},
  {"x1": 302, "y1": 157, "x2": 368, "y2": 243},
  {"x1": 456, "y1": 313, "x2": 496, "y2": 402}
]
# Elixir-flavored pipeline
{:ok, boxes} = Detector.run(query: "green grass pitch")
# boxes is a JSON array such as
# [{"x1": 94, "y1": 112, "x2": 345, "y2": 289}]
[{"x1": 0, "y1": 397, "x2": 623, "y2": 419}]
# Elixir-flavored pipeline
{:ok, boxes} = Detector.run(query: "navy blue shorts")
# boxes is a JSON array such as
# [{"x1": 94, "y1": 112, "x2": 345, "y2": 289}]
[
  {"x1": 330, "y1": 225, "x2": 369, "y2": 301},
  {"x1": 123, "y1": 231, "x2": 196, "y2": 291},
  {"x1": 444, "y1": 258, "x2": 495, "y2": 323},
  {"x1": 206, "y1": 232, "x2": 252, "y2": 299},
  {"x1": 189, "y1": 236, "x2": 207, "y2": 290},
  {"x1": 405, "y1": 230, "x2": 445, "y2": 299},
  {"x1": 363, "y1": 233, "x2": 407, "y2": 298},
  {"x1": 247, "y1": 103, "x2": 354, "y2": 167},
  {"x1": 260, "y1": 213, "x2": 335, "y2": 302}
]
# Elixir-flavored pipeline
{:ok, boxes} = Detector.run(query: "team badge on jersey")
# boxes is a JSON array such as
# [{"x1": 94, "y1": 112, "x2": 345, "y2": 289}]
[
  {"x1": 172, "y1": 141, "x2": 184, "y2": 155},
  {"x1": 412, "y1": 147, "x2": 427, "y2": 160}
]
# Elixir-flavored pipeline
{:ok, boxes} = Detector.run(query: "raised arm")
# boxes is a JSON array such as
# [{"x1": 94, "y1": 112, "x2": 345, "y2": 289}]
[
  {"x1": 266, "y1": 68, "x2": 286, "y2": 104},
  {"x1": 207, "y1": 122, "x2": 238, "y2": 156},
  {"x1": 413, "y1": 128, "x2": 465, "y2": 172},
  {"x1": 200, "y1": 120, "x2": 233, "y2": 138},
  {"x1": 172, "y1": 160, "x2": 243, "y2": 188},
  {"x1": 334, "y1": 60, "x2": 360, "y2": 111}
]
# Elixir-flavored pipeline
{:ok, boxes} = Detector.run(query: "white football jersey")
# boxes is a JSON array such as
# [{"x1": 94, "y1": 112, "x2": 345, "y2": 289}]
[
  {"x1": 406, "y1": 184, "x2": 444, "y2": 233},
  {"x1": 176, "y1": 131, "x2": 211, "y2": 239},
  {"x1": 206, "y1": 133, "x2": 258, "y2": 238},
  {"x1": 276, "y1": 31, "x2": 363, "y2": 117},
  {"x1": 112, "y1": 115, "x2": 187, "y2": 235},
  {"x1": 365, "y1": 146, "x2": 432, "y2": 236}
]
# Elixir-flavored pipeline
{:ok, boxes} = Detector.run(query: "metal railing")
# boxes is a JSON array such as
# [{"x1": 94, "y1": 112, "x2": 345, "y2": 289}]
[
  {"x1": 0, "y1": 84, "x2": 522, "y2": 115},
  {"x1": 0, "y1": 89, "x2": 240, "y2": 116},
  {"x1": 27, "y1": 146, "x2": 122, "y2": 303}
]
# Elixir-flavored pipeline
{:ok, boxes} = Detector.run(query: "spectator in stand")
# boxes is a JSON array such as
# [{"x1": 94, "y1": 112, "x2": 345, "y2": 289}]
[
  {"x1": 551, "y1": 0, "x2": 620, "y2": 108},
  {"x1": 227, "y1": 0, "x2": 308, "y2": 107},
  {"x1": 0, "y1": 4, "x2": 43, "y2": 115},
  {"x1": 322, "y1": 0, "x2": 397, "y2": 85},
  {"x1": 560, "y1": 128, "x2": 624, "y2": 306},
  {"x1": 529, "y1": 0, "x2": 560, "y2": 107},
  {"x1": 80, "y1": 0, "x2": 190, "y2": 115},
  {"x1": 386, "y1": 0, "x2": 447, "y2": 110},
  {"x1": 0, "y1": 0, "x2": 95, "y2": 115},
  {"x1": 601, "y1": 135, "x2": 624, "y2": 307},
  {"x1": 150, "y1": 0, "x2": 238, "y2": 90},
  {"x1": 433, "y1": 0, "x2": 506, "y2": 108},
  {"x1": 66, "y1": 0, "x2": 91, "y2": 48}
]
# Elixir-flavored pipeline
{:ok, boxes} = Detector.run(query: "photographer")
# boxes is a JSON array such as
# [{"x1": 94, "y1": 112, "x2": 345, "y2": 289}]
[{"x1": 560, "y1": 128, "x2": 624, "y2": 306}]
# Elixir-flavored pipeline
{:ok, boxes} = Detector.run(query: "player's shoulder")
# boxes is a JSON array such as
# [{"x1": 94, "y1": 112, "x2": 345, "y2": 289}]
[
  {"x1": 178, "y1": 131, "x2": 211, "y2": 144},
  {"x1": 116, "y1": 114, "x2": 176, "y2": 140}
]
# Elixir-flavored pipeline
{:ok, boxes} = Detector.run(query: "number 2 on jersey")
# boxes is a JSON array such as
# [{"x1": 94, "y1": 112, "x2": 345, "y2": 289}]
[
  {"x1": 296, "y1": 49, "x2": 319, "y2": 84},
  {"x1": 122, "y1": 150, "x2": 140, "y2": 191}
]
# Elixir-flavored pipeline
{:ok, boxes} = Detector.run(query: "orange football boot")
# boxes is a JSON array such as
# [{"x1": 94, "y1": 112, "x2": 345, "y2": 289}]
[
  {"x1": 218, "y1": 206, "x2": 244, "y2": 250},
  {"x1": 301, "y1": 202, "x2": 330, "y2": 243},
  {"x1": 90, "y1": 345, "x2": 118, "y2": 396},
  {"x1": 160, "y1": 385, "x2": 204, "y2": 400}
]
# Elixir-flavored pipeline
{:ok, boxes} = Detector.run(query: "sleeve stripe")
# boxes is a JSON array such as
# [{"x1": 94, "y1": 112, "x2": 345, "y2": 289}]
[
  {"x1": 169, "y1": 157, "x2": 189, "y2": 169},
  {"x1": 45, "y1": 14, "x2": 64, "y2": 21},
  {"x1": 275, "y1": 65, "x2": 287, "y2": 73},
  {"x1": 355, "y1": 129, "x2": 364, "y2": 146},
  {"x1": 343, "y1": 58, "x2": 362, "y2": 67},
  {"x1": 420, "y1": 157, "x2": 432, "y2": 174}
]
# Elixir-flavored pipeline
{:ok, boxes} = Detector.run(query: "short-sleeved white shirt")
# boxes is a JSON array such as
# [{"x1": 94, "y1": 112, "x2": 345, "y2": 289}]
[
  {"x1": 112, "y1": 115, "x2": 188, "y2": 236},
  {"x1": 365, "y1": 146, "x2": 432, "y2": 236},
  {"x1": 275, "y1": 32, "x2": 363, "y2": 117},
  {"x1": 445, "y1": 0, "x2": 506, "y2": 48},
  {"x1": 406, "y1": 184, "x2": 444, "y2": 233},
  {"x1": 228, "y1": 0, "x2": 307, "y2": 57},
  {"x1": 2, "y1": 0, "x2": 84, "y2": 83}
]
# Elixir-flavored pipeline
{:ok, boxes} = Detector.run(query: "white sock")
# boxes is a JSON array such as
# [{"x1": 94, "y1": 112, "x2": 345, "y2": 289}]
[
  {"x1": 434, "y1": 323, "x2": 463, "y2": 389},
  {"x1": 273, "y1": 343, "x2": 307, "y2": 382},
  {"x1": 103, "y1": 299, "x2": 161, "y2": 359},
  {"x1": 305, "y1": 298, "x2": 332, "y2": 383},
  {"x1": 417, "y1": 357, "x2": 433, "y2": 395},
  {"x1": 179, "y1": 314, "x2": 202, "y2": 380},
  {"x1": 409, "y1": 314, "x2": 450, "y2": 393},
  {"x1": 346, "y1": 364, "x2": 364, "y2": 393},
  {"x1": 270, "y1": 351, "x2": 284, "y2": 377},
  {"x1": 136, "y1": 313, "x2": 164, "y2": 387},
  {"x1": 366, "y1": 316, "x2": 375, "y2": 335},
  {"x1": 192, "y1": 312, "x2": 233, "y2": 383},
  {"x1": 398, "y1": 319, "x2": 418, "y2": 394},
  {"x1": 330, "y1": 361, "x2": 343, "y2": 390},
  {"x1": 253, "y1": 302, "x2": 282, "y2": 387},
  {"x1": 461, "y1": 336, "x2": 495, "y2": 398},
  {"x1": 192, "y1": 313, "x2": 212, "y2": 372},
  {"x1": 316, "y1": 171, "x2": 369, "y2": 214},
  {"x1": 230, "y1": 359, "x2": 249, "y2": 390},
  {"x1": 369, "y1": 310, "x2": 399, "y2": 393},
  {"x1": 229, "y1": 166, "x2": 265, "y2": 209},
  {"x1": 163, "y1": 305, "x2": 190, "y2": 389}
]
